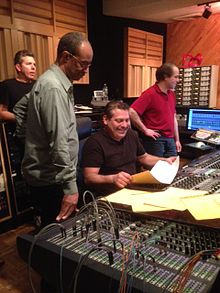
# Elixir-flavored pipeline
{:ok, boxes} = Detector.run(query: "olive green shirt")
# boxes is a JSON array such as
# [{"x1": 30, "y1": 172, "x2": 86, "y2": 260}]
[{"x1": 22, "y1": 64, "x2": 79, "y2": 195}]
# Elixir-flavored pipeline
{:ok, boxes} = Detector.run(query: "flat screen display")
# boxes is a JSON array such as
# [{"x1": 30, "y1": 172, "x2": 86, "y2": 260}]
[{"x1": 186, "y1": 108, "x2": 220, "y2": 131}]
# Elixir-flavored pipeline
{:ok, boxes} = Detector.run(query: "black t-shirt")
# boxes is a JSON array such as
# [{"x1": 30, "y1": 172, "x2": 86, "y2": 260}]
[
  {"x1": 0, "y1": 78, "x2": 35, "y2": 132},
  {"x1": 81, "y1": 128, "x2": 145, "y2": 195},
  {"x1": 0, "y1": 79, "x2": 35, "y2": 112}
]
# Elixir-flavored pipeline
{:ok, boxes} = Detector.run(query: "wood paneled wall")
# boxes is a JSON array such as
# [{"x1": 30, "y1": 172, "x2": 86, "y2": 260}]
[
  {"x1": 166, "y1": 14, "x2": 220, "y2": 107},
  {"x1": 0, "y1": 0, "x2": 89, "y2": 83},
  {"x1": 124, "y1": 27, "x2": 163, "y2": 97}
]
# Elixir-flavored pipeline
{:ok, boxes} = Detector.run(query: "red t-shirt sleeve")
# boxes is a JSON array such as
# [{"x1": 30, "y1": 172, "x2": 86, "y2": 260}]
[{"x1": 131, "y1": 90, "x2": 151, "y2": 116}]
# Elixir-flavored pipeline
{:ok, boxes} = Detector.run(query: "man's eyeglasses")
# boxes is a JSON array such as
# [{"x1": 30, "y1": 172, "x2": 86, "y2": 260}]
[{"x1": 67, "y1": 52, "x2": 92, "y2": 69}]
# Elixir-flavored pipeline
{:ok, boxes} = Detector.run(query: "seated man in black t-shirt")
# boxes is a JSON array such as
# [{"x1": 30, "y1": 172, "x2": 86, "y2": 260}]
[{"x1": 81, "y1": 100, "x2": 176, "y2": 196}]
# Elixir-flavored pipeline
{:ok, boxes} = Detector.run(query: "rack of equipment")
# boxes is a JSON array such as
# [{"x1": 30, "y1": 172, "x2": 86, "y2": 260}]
[
  {"x1": 0, "y1": 122, "x2": 34, "y2": 232},
  {"x1": 0, "y1": 123, "x2": 16, "y2": 225},
  {"x1": 175, "y1": 65, "x2": 219, "y2": 107}
]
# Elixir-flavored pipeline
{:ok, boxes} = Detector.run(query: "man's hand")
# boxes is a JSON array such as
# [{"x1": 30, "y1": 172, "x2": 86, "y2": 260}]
[
  {"x1": 164, "y1": 156, "x2": 177, "y2": 164},
  {"x1": 175, "y1": 140, "x2": 182, "y2": 153},
  {"x1": 144, "y1": 128, "x2": 161, "y2": 140},
  {"x1": 56, "y1": 193, "x2": 79, "y2": 221},
  {"x1": 112, "y1": 172, "x2": 132, "y2": 189}
]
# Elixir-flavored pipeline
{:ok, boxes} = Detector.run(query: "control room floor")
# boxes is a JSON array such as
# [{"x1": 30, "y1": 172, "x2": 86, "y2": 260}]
[{"x1": 0, "y1": 224, "x2": 41, "y2": 293}]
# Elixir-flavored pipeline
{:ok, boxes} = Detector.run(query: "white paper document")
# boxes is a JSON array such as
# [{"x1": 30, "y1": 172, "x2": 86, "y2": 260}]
[
  {"x1": 150, "y1": 156, "x2": 180, "y2": 184},
  {"x1": 132, "y1": 156, "x2": 179, "y2": 185}
]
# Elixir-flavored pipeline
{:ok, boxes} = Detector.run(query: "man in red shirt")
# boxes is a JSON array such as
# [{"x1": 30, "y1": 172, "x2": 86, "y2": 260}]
[{"x1": 130, "y1": 63, "x2": 182, "y2": 157}]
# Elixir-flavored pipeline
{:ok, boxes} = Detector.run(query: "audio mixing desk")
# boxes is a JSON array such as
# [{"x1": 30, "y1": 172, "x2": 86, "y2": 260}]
[{"x1": 17, "y1": 149, "x2": 220, "y2": 293}]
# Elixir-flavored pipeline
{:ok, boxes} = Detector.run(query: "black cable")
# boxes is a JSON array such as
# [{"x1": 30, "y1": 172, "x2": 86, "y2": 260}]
[
  {"x1": 27, "y1": 223, "x2": 66, "y2": 293},
  {"x1": 68, "y1": 246, "x2": 115, "y2": 293}
]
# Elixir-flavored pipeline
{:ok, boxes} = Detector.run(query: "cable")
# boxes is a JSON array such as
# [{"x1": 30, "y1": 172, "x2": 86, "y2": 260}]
[
  {"x1": 163, "y1": 249, "x2": 220, "y2": 293},
  {"x1": 118, "y1": 232, "x2": 140, "y2": 293},
  {"x1": 126, "y1": 247, "x2": 137, "y2": 293},
  {"x1": 27, "y1": 223, "x2": 66, "y2": 293},
  {"x1": 81, "y1": 192, "x2": 118, "y2": 245},
  {"x1": 97, "y1": 199, "x2": 119, "y2": 239},
  {"x1": 82, "y1": 189, "x2": 97, "y2": 206},
  {"x1": 69, "y1": 246, "x2": 115, "y2": 293}
]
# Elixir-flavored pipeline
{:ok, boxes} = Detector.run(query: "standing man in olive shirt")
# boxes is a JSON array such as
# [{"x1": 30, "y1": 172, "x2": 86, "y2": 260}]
[{"x1": 22, "y1": 32, "x2": 93, "y2": 227}]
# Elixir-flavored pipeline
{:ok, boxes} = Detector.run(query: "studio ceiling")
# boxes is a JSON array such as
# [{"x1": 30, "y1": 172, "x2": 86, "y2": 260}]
[{"x1": 103, "y1": 0, "x2": 220, "y2": 23}]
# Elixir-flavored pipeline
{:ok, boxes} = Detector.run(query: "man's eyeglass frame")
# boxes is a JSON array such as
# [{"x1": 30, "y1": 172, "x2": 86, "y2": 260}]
[{"x1": 67, "y1": 51, "x2": 92, "y2": 69}]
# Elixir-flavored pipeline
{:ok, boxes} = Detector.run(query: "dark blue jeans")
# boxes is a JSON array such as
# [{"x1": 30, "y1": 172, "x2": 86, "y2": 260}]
[{"x1": 141, "y1": 136, "x2": 177, "y2": 157}]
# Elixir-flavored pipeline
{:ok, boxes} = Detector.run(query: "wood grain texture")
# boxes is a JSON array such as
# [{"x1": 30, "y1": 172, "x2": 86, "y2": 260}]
[
  {"x1": 124, "y1": 27, "x2": 163, "y2": 97},
  {"x1": 0, "y1": 224, "x2": 41, "y2": 293},
  {"x1": 0, "y1": 0, "x2": 89, "y2": 84},
  {"x1": 166, "y1": 14, "x2": 220, "y2": 107}
]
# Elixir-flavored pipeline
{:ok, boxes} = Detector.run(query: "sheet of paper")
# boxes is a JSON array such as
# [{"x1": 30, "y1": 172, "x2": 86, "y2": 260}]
[
  {"x1": 163, "y1": 187, "x2": 208, "y2": 198},
  {"x1": 136, "y1": 187, "x2": 207, "y2": 211},
  {"x1": 140, "y1": 187, "x2": 208, "y2": 211},
  {"x1": 75, "y1": 110, "x2": 93, "y2": 114},
  {"x1": 181, "y1": 193, "x2": 220, "y2": 220},
  {"x1": 132, "y1": 170, "x2": 159, "y2": 184},
  {"x1": 103, "y1": 188, "x2": 149, "y2": 205},
  {"x1": 132, "y1": 204, "x2": 169, "y2": 212},
  {"x1": 132, "y1": 156, "x2": 179, "y2": 185},
  {"x1": 102, "y1": 186, "x2": 209, "y2": 213},
  {"x1": 102, "y1": 188, "x2": 169, "y2": 212},
  {"x1": 150, "y1": 156, "x2": 180, "y2": 184},
  {"x1": 214, "y1": 194, "x2": 220, "y2": 205},
  {"x1": 142, "y1": 191, "x2": 186, "y2": 211}
]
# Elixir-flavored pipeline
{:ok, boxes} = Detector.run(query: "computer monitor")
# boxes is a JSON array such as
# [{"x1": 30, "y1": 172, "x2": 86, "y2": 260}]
[{"x1": 186, "y1": 108, "x2": 220, "y2": 131}]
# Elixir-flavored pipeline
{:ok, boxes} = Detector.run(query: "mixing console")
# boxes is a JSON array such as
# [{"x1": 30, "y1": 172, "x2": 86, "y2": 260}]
[
  {"x1": 16, "y1": 149, "x2": 220, "y2": 292},
  {"x1": 17, "y1": 202, "x2": 220, "y2": 293},
  {"x1": 181, "y1": 149, "x2": 220, "y2": 170},
  {"x1": 171, "y1": 149, "x2": 220, "y2": 192}
]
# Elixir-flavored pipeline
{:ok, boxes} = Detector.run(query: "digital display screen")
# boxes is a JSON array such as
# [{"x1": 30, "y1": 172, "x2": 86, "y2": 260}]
[{"x1": 186, "y1": 108, "x2": 220, "y2": 131}]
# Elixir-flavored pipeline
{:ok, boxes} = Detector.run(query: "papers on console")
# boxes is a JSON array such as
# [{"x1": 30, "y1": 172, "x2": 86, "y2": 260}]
[
  {"x1": 103, "y1": 188, "x2": 169, "y2": 212},
  {"x1": 138, "y1": 187, "x2": 208, "y2": 212},
  {"x1": 181, "y1": 193, "x2": 220, "y2": 220},
  {"x1": 103, "y1": 187, "x2": 220, "y2": 220},
  {"x1": 132, "y1": 156, "x2": 179, "y2": 185}
]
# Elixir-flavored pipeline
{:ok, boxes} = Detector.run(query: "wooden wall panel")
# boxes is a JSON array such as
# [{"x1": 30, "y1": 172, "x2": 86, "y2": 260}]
[
  {"x1": 0, "y1": 0, "x2": 89, "y2": 84},
  {"x1": 166, "y1": 14, "x2": 220, "y2": 107},
  {"x1": 124, "y1": 27, "x2": 163, "y2": 97},
  {"x1": 146, "y1": 32, "x2": 163, "y2": 67},
  {"x1": 55, "y1": 0, "x2": 87, "y2": 34}
]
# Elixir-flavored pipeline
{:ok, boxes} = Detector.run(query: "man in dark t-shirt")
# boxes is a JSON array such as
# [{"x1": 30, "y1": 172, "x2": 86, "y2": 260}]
[
  {"x1": 0, "y1": 49, "x2": 36, "y2": 133},
  {"x1": 82, "y1": 100, "x2": 176, "y2": 196},
  {"x1": 0, "y1": 50, "x2": 36, "y2": 269},
  {"x1": 0, "y1": 50, "x2": 36, "y2": 160}
]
